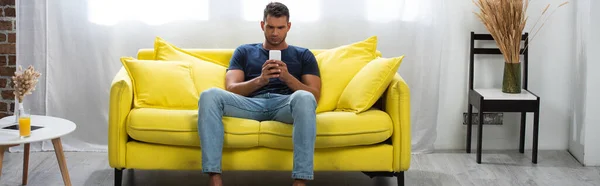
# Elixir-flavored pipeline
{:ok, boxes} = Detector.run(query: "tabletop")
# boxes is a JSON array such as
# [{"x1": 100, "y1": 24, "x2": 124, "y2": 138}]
[{"x1": 0, "y1": 115, "x2": 76, "y2": 145}]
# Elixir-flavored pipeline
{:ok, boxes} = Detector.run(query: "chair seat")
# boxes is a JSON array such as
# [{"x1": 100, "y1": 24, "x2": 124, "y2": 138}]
[
  {"x1": 126, "y1": 108, "x2": 393, "y2": 149},
  {"x1": 474, "y1": 88, "x2": 537, "y2": 100},
  {"x1": 469, "y1": 88, "x2": 539, "y2": 112}
]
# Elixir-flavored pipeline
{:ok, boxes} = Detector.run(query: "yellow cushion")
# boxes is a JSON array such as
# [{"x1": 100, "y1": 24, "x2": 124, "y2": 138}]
[
  {"x1": 153, "y1": 37, "x2": 227, "y2": 93},
  {"x1": 126, "y1": 108, "x2": 260, "y2": 148},
  {"x1": 154, "y1": 37, "x2": 223, "y2": 66},
  {"x1": 120, "y1": 57, "x2": 199, "y2": 109},
  {"x1": 314, "y1": 36, "x2": 379, "y2": 113},
  {"x1": 126, "y1": 108, "x2": 392, "y2": 149},
  {"x1": 259, "y1": 110, "x2": 393, "y2": 149},
  {"x1": 336, "y1": 56, "x2": 405, "y2": 113}
]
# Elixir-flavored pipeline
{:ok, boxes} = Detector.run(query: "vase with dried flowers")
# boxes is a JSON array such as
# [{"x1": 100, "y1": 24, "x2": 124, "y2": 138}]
[
  {"x1": 12, "y1": 65, "x2": 42, "y2": 123},
  {"x1": 473, "y1": 0, "x2": 569, "y2": 93}
]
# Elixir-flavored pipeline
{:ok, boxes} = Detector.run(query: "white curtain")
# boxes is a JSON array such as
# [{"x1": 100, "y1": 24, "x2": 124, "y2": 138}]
[{"x1": 15, "y1": 0, "x2": 448, "y2": 153}]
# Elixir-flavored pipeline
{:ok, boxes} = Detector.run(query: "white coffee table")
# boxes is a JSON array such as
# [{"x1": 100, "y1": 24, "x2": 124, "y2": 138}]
[{"x1": 0, "y1": 115, "x2": 76, "y2": 186}]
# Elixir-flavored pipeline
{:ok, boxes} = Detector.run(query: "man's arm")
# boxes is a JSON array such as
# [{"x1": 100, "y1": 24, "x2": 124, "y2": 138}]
[
  {"x1": 282, "y1": 74, "x2": 321, "y2": 102},
  {"x1": 225, "y1": 70, "x2": 266, "y2": 97},
  {"x1": 271, "y1": 60, "x2": 321, "y2": 101},
  {"x1": 226, "y1": 62, "x2": 281, "y2": 97}
]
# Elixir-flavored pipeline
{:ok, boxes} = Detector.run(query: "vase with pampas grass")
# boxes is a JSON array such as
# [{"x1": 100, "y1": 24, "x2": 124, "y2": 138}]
[
  {"x1": 473, "y1": 0, "x2": 569, "y2": 93},
  {"x1": 12, "y1": 65, "x2": 41, "y2": 123}
]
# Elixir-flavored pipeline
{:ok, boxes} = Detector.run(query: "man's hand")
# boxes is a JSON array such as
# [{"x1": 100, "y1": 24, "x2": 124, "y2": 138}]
[
  {"x1": 259, "y1": 60, "x2": 283, "y2": 85},
  {"x1": 268, "y1": 60, "x2": 321, "y2": 101},
  {"x1": 268, "y1": 60, "x2": 294, "y2": 83}
]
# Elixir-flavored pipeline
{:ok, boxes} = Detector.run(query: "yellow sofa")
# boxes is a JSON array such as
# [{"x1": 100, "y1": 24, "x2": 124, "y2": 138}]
[{"x1": 108, "y1": 48, "x2": 411, "y2": 186}]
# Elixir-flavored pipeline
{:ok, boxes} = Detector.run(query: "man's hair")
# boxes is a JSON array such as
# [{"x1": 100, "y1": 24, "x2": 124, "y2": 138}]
[{"x1": 263, "y1": 2, "x2": 289, "y2": 22}]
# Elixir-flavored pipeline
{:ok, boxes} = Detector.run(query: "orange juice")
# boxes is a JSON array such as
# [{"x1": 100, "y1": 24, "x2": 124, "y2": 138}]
[{"x1": 19, "y1": 117, "x2": 31, "y2": 137}]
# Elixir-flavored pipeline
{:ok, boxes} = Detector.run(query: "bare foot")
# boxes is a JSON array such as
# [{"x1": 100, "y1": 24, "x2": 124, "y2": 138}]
[
  {"x1": 209, "y1": 173, "x2": 223, "y2": 186},
  {"x1": 292, "y1": 179, "x2": 306, "y2": 186}
]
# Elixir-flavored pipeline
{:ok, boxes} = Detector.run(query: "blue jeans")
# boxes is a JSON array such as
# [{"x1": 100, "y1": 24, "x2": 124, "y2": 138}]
[{"x1": 197, "y1": 88, "x2": 317, "y2": 180}]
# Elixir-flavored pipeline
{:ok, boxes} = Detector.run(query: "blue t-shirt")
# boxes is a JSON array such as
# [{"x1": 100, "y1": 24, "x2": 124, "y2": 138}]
[{"x1": 228, "y1": 43, "x2": 320, "y2": 97}]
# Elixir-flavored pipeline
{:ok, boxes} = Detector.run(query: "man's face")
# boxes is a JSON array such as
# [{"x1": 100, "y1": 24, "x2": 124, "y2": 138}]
[{"x1": 261, "y1": 15, "x2": 290, "y2": 46}]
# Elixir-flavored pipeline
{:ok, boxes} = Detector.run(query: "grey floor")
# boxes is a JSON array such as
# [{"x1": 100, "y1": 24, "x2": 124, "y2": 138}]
[{"x1": 0, "y1": 150, "x2": 599, "y2": 186}]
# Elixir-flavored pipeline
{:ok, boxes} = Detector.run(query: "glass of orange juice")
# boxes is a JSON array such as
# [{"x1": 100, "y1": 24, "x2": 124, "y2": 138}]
[{"x1": 19, "y1": 109, "x2": 31, "y2": 138}]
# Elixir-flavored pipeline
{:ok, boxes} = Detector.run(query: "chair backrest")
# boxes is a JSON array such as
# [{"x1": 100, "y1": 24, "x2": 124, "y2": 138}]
[{"x1": 469, "y1": 31, "x2": 529, "y2": 90}]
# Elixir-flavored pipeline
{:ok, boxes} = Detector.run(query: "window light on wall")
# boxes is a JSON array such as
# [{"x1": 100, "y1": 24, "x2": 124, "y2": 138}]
[
  {"x1": 88, "y1": 0, "x2": 209, "y2": 25},
  {"x1": 242, "y1": 0, "x2": 320, "y2": 22},
  {"x1": 367, "y1": 0, "x2": 423, "y2": 23}
]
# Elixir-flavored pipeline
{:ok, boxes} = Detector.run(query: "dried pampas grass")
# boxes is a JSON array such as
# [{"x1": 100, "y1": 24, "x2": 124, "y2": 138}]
[
  {"x1": 12, "y1": 65, "x2": 42, "y2": 103},
  {"x1": 473, "y1": 0, "x2": 569, "y2": 64}
]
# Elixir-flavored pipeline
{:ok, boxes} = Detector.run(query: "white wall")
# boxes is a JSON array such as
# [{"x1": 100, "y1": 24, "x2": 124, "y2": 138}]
[
  {"x1": 583, "y1": 0, "x2": 600, "y2": 166},
  {"x1": 568, "y1": 0, "x2": 588, "y2": 164},
  {"x1": 568, "y1": 0, "x2": 600, "y2": 167},
  {"x1": 434, "y1": 0, "x2": 575, "y2": 150}
]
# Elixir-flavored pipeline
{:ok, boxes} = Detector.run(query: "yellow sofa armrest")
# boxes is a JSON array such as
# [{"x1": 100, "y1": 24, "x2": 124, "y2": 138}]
[
  {"x1": 109, "y1": 67, "x2": 133, "y2": 169},
  {"x1": 384, "y1": 73, "x2": 411, "y2": 171}
]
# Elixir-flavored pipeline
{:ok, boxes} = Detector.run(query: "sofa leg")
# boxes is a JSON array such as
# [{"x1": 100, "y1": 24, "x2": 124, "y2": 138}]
[
  {"x1": 396, "y1": 172, "x2": 404, "y2": 186},
  {"x1": 362, "y1": 171, "x2": 394, "y2": 178},
  {"x1": 363, "y1": 171, "x2": 404, "y2": 186},
  {"x1": 362, "y1": 171, "x2": 377, "y2": 178},
  {"x1": 115, "y1": 168, "x2": 123, "y2": 186}
]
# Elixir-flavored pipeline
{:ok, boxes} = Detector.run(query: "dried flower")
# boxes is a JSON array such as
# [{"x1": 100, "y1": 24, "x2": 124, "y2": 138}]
[
  {"x1": 12, "y1": 65, "x2": 41, "y2": 103},
  {"x1": 473, "y1": 0, "x2": 569, "y2": 63}
]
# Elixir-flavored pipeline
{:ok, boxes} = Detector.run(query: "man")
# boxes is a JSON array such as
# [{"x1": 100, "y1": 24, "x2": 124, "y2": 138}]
[{"x1": 197, "y1": 2, "x2": 321, "y2": 186}]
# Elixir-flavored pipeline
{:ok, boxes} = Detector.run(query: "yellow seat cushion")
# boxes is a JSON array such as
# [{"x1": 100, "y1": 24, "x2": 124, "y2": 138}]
[
  {"x1": 120, "y1": 57, "x2": 199, "y2": 109},
  {"x1": 258, "y1": 110, "x2": 393, "y2": 149},
  {"x1": 127, "y1": 108, "x2": 260, "y2": 148},
  {"x1": 337, "y1": 56, "x2": 405, "y2": 113},
  {"x1": 153, "y1": 37, "x2": 227, "y2": 93},
  {"x1": 126, "y1": 108, "x2": 393, "y2": 149},
  {"x1": 314, "y1": 36, "x2": 379, "y2": 113}
]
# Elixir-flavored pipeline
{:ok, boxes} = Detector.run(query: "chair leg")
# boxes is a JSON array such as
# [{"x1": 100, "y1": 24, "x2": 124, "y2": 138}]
[
  {"x1": 476, "y1": 109, "x2": 484, "y2": 164},
  {"x1": 533, "y1": 110, "x2": 539, "y2": 164},
  {"x1": 115, "y1": 168, "x2": 123, "y2": 186},
  {"x1": 519, "y1": 112, "x2": 526, "y2": 153},
  {"x1": 466, "y1": 104, "x2": 473, "y2": 153},
  {"x1": 396, "y1": 172, "x2": 404, "y2": 186}
]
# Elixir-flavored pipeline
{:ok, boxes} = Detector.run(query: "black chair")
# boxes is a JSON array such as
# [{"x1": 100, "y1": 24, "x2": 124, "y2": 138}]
[{"x1": 466, "y1": 32, "x2": 540, "y2": 164}]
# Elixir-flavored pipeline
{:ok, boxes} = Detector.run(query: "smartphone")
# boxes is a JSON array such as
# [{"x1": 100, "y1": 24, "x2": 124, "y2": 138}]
[
  {"x1": 268, "y1": 50, "x2": 281, "y2": 73},
  {"x1": 269, "y1": 50, "x2": 281, "y2": 61}
]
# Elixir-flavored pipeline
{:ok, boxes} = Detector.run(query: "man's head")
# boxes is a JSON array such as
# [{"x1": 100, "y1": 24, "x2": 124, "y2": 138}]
[{"x1": 261, "y1": 2, "x2": 291, "y2": 47}]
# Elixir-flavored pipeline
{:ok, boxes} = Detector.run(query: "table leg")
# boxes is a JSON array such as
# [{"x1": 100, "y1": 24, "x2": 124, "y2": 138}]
[
  {"x1": 23, "y1": 143, "x2": 30, "y2": 185},
  {"x1": 0, "y1": 145, "x2": 5, "y2": 180},
  {"x1": 52, "y1": 138, "x2": 71, "y2": 186}
]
